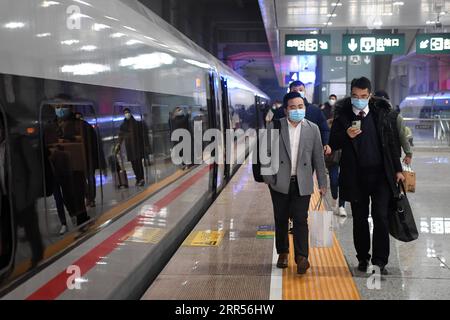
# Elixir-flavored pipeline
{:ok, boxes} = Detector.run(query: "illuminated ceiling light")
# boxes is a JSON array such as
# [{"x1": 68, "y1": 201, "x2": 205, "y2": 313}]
[
  {"x1": 323, "y1": 22, "x2": 333, "y2": 26},
  {"x1": 61, "y1": 63, "x2": 110, "y2": 75},
  {"x1": 310, "y1": 30, "x2": 319, "y2": 34},
  {"x1": 373, "y1": 20, "x2": 383, "y2": 26},
  {"x1": 61, "y1": 39, "x2": 80, "y2": 45},
  {"x1": 184, "y1": 59, "x2": 211, "y2": 69},
  {"x1": 126, "y1": 39, "x2": 144, "y2": 46},
  {"x1": 36, "y1": 32, "x2": 51, "y2": 37},
  {"x1": 440, "y1": 11, "x2": 447, "y2": 16},
  {"x1": 4, "y1": 22, "x2": 25, "y2": 29},
  {"x1": 382, "y1": 12, "x2": 393, "y2": 16},
  {"x1": 331, "y1": 2, "x2": 343, "y2": 6},
  {"x1": 123, "y1": 26, "x2": 137, "y2": 31},
  {"x1": 393, "y1": 1, "x2": 404, "y2": 6},
  {"x1": 119, "y1": 52, "x2": 175, "y2": 70},
  {"x1": 104, "y1": 16, "x2": 119, "y2": 21},
  {"x1": 92, "y1": 23, "x2": 111, "y2": 31},
  {"x1": 73, "y1": 0, "x2": 92, "y2": 7},
  {"x1": 80, "y1": 45, "x2": 97, "y2": 51},
  {"x1": 327, "y1": 13, "x2": 337, "y2": 17},
  {"x1": 41, "y1": 1, "x2": 60, "y2": 7},
  {"x1": 110, "y1": 32, "x2": 125, "y2": 38}
]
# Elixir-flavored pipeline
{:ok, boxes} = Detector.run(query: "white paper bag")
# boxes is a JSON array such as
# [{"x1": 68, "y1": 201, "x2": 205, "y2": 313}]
[{"x1": 309, "y1": 197, "x2": 334, "y2": 248}]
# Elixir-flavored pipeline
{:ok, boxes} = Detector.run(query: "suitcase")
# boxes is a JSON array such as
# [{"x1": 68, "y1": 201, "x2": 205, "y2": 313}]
[{"x1": 110, "y1": 153, "x2": 128, "y2": 189}]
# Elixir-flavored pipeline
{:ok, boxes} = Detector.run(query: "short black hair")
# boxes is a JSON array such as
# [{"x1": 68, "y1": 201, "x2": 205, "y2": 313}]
[
  {"x1": 283, "y1": 92, "x2": 303, "y2": 108},
  {"x1": 329, "y1": 94, "x2": 337, "y2": 99},
  {"x1": 374, "y1": 90, "x2": 390, "y2": 100},
  {"x1": 123, "y1": 108, "x2": 131, "y2": 114},
  {"x1": 289, "y1": 81, "x2": 305, "y2": 90},
  {"x1": 351, "y1": 77, "x2": 372, "y2": 93}
]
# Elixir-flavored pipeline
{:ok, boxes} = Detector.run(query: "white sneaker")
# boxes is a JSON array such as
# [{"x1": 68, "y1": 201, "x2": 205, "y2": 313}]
[
  {"x1": 59, "y1": 224, "x2": 68, "y2": 235},
  {"x1": 339, "y1": 206, "x2": 347, "y2": 217}
]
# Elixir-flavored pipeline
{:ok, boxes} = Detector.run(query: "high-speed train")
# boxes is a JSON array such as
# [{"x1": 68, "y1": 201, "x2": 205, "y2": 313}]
[
  {"x1": 399, "y1": 91, "x2": 450, "y2": 118},
  {"x1": 0, "y1": 0, "x2": 269, "y2": 293}
]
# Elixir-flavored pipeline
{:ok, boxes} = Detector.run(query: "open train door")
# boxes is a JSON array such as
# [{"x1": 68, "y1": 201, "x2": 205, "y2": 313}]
[{"x1": 0, "y1": 105, "x2": 15, "y2": 281}]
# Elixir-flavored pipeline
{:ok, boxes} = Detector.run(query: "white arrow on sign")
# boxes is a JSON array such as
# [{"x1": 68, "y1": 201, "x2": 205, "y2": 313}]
[
  {"x1": 348, "y1": 38, "x2": 358, "y2": 52},
  {"x1": 420, "y1": 40, "x2": 430, "y2": 49},
  {"x1": 364, "y1": 56, "x2": 371, "y2": 64},
  {"x1": 319, "y1": 40, "x2": 328, "y2": 50}
]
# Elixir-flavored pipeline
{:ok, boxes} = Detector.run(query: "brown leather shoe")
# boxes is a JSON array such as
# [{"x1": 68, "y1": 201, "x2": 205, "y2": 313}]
[
  {"x1": 296, "y1": 256, "x2": 310, "y2": 275},
  {"x1": 277, "y1": 253, "x2": 289, "y2": 268}
]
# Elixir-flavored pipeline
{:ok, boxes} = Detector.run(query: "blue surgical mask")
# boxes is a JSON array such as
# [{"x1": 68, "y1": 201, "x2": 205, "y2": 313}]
[
  {"x1": 55, "y1": 108, "x2": 71, "y2": 119},
  {"x1": 299, "y1": 91, "x2": 306, "y2": 99},
  {"x1": 288, "y1": 109, "x2": 306, "y2": 123},
  {"x1": 351, "y1": 98, "x2": 369, "y2": 110}
]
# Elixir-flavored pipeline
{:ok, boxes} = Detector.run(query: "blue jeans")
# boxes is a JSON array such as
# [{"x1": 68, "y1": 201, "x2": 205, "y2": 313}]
[{"x1": 329, "y1": 165, "x2": 345, "y2": 208}]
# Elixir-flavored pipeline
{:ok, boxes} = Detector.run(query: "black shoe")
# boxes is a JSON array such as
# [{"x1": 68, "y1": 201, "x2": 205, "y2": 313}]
[
  {"x1": 277, "y1": 254, "x2": 289, "y2": 269},
  {"x1": 296, "y1": 256, "x2": 310, "y2": 275},
  {"x1": 358, "y1": 260, "x2": 369, "y2": 272}
]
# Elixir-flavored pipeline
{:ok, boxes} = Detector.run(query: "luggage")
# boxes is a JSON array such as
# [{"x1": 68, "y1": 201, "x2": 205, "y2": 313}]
[
  {"x1": 389, "y1": 182, "x2": 418, "y2": 242},
  {"x1": 109, "y1": 153, "x2": 128, "y2": 189},
  {"x1": 309, "y1": 196, "x2": 334, "y2": 248},
  {"x1": 402, "y1": 164, "x2": 416, "y2": 193}
]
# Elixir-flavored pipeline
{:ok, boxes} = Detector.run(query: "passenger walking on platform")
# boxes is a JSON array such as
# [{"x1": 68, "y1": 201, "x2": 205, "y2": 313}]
[
  {"x1": 374, "y1": 90, "x2": 413, "y2": 165},
  {"x1": 262, "y1": 92, "x2": 327, "y2": 275},
  {"x1": 329, "y1": 77, "x2": 405, "y2": 275},
  {"x1": 320, "y1": 94, "x2": 338, "y2": 121}
]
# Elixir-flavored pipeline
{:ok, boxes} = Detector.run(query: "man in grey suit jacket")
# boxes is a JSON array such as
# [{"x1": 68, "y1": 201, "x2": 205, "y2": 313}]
[{"x1": 262, "y1": 92, "x2": 327, "y2": 275}]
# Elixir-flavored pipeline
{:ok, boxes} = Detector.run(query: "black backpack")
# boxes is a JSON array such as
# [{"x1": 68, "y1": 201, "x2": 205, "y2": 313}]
[{"x1": 253, "y1": 120, "x2": 281, "y2": 183}]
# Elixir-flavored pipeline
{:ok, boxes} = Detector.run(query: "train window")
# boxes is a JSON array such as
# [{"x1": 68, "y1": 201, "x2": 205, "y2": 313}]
[
  {"x1": 39, "y1": 99, "x2": 102, "y2": 236},
  {"x1": 0, "y1": 109, "x2": 14, "y2": 277}
]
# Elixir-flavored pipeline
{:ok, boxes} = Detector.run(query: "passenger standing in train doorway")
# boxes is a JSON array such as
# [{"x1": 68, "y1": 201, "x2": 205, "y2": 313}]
[
  {"x1": 116, "y1": 108, "x2": 150, "y2": 186},
  {"x1": 44, "y1": 96, "x2": 91, "y2": 228},
  {"x1": 262, "y1": 92, "x2": 328, "y2": 275},
  {"x1": 169, "y1": 107, "x2": 191, "y2": 169},
  {"x1": 329, "y1": 77, "x2": 405, "y2": 275}
]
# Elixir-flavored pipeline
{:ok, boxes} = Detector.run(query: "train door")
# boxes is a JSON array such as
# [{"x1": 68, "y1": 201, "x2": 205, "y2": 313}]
[
  {"x1": 220, "y1": 77, "x2": 231, "y2": 180},
  {"x1": 207, "y1": 72, "x2": 226, "y2": 195},
  {"x1": 0, "y1": 106, "x2": 15, "y2": 279},
  {"x1": 112, "y1": 103, "x2": 151, "y2": 188},
  {"x1": 39, "y1": 100, "x2": 103, "y2": 235}
]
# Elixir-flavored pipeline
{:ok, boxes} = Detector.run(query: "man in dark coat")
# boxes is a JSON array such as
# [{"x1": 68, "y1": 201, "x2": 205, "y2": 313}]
[
  {"x1": 117, "y1": 108, "x2": 150, "y2": 186},
  {"x1": 329, "y1": 77, "x2": 405, "y2": 275},
  {"x1": 320, "y1": 94, "x2": 337, "y2": 120}
]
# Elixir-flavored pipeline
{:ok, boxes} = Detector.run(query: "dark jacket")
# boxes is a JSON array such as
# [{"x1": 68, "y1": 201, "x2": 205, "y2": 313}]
[
  {"x1": 275, "y1": 99, "x2": 330, "y2": 146},
  {"x1": 329, "y1": 97, "x2": 402, "y2": 202},
  {"x1": 321, "y1": 102, "x2": 335, "y2": 120},
  {"x1": 119, "y1": 116, "x2": 151, "y2": 161}
]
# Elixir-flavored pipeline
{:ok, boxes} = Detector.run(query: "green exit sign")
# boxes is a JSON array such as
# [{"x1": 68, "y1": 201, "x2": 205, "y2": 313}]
[
  {"x1": 416, "y1": 34, "x2": 450, "y2": 54},
  {"x1": 342, "y1": 34, "x2": 405, "y2": 55},
  {"x1": 285, "y1": 34, "x2": 331, "y2": 55}
]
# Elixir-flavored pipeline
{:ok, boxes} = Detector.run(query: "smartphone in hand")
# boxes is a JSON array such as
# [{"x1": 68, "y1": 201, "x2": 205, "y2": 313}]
[{"x1": 351, "y1": 120, "x2": 361, "y2": 130}]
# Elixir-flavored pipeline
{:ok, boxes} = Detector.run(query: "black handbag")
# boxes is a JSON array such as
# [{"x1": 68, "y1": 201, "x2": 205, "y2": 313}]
[{"x1": 389, "y1": 182, "x2": 418, "y2": 242}]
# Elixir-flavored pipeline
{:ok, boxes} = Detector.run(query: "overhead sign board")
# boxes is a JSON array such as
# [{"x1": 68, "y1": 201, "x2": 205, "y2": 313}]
[
  {"x1": 342, "y1": 34, "x2": 405, "y2": 55},
  {"x1": 416, "y1": 34, "x2": 450, "y2": 54},
  {"x1": 285, "y1": 34, "x2": 331, "y2": 55}
]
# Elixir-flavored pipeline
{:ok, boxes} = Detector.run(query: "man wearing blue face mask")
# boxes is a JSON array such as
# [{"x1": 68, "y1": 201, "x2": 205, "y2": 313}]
[
  {"x1": 262, "y1": 92, "x2": 327, "y2": 275},
  {"x1": 329, "y1": 77, "x2": 405, "y2": 275}
]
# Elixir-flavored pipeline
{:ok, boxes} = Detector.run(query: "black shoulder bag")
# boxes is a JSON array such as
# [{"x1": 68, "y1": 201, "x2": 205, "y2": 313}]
[{"x1": 389, "y1": 182, "x2": 419, "y2": 242}]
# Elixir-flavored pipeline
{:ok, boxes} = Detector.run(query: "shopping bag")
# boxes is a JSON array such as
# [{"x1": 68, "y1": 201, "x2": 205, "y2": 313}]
[
  {"x1": 389, "y1": 182, "x2": 418, "y2": 242},
  {"x1": 402, "y1": 164, "x2": 416, "y2": 193},
  {"x1": 309, "y1": 197, "x2": 334, "y2": 248}
]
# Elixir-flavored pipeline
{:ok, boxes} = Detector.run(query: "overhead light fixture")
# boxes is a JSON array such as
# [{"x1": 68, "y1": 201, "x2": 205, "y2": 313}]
[
  {"x1": 41, "y1": 1, "x2": 60, "y2": 7},
  {"x1": 327, "y1": 13, "x2": 337, "y2": 17},
  {"x1": 4, "y1": 22, "x2": 25, "y2": 29},
  {"x1": 36, "y1": 32, "x2": 51, "y2": 37},
  {"x1": 393, "y1": 1, "x2": 404, "y2": 6},
  {"x1": 331, "y1": 2, "x2": 343, "y2": 6},
  {"x1": 92, "y1": 23, "x2": 111, "y2": 31},
  {"x1": 61, "y1": 63, "x2": 110, "y2": 75},
  {"x1": 80, "y1": 45, "x2": 97, "y2": 51},
  {"x1": 61, "y1": 39, "x2": 80, "y2": 45},
  {"x1": 323, "y1": 22, "x2": 333, "y2": 26}
]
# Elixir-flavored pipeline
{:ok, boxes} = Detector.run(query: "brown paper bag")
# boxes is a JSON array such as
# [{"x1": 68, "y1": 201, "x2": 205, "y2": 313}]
[{"x1": 403, "y1": 170, "x2": 416, "y2": 193}]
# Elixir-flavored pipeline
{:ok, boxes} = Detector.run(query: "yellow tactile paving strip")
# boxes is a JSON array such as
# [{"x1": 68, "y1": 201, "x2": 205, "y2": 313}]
[{"x1": 282, "y1": 189, "x2": 361, "y2": 300}]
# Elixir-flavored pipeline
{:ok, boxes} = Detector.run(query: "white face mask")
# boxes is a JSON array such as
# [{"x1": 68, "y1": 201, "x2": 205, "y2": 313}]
[
  {"x1": 125, "y1": 113, "x2": 131, "y2": 120},
  {"x1": 329, "y1": 99, "x2": 336, "y2": 106}
]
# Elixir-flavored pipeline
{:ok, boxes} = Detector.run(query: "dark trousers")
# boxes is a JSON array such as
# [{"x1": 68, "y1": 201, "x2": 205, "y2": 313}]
[
  {"x1": 131, "y1": 159, "x2": 144, "y2": 182},
  {"x1": 85, "y1": 167, "x2": 96, "y2": 203},
  {"x1": 57, "y1": 171, "x2": 89, "y2": 226},
  {"x1": 329, "y1": 165, "x2": 345, "y2": 207},
  {"x1": 350, "y1": 173, "x2": 391, "y2": 267},
  {"x1": 269, "y1": 179, "x2": 311, "y2": 259},
  {"x1": 53, "y1": 183, "x2": 67, "y2": 225}
]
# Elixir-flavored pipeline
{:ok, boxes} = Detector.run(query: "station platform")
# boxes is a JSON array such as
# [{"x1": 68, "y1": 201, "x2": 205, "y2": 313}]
[{"x1": 143, "y1": 149, "x2": 450, "y2": 300}]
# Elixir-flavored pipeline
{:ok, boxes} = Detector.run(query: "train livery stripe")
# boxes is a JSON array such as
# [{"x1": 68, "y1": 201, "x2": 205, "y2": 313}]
[
  {"x1": 26, "y1": 165, "x2": 212, "y2": 300},
  {"x1": 282, "y1": 188, "x2": 361, "y2": 300}
]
